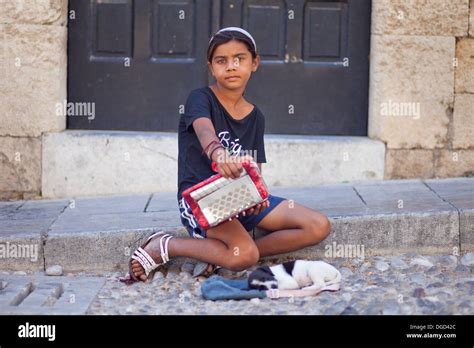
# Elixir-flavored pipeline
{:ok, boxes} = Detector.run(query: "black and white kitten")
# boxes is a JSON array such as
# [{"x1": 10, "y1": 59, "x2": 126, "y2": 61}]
[{"x1": 248, "y1": 260, "x2": 341, "y2": 291}]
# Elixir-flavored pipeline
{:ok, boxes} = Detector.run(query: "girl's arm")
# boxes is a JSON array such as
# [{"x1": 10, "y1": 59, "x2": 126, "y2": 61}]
[
  {"x1": 192, "y1": 117, "x2": 242, "y2": 179},
  {"x1": 192, "y1": 117, "x2": 219, "y2": 153}
]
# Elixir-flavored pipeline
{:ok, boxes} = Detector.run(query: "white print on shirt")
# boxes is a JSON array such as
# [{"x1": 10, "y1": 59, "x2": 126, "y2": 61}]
[
  {"x1": 217, "y1": 131, "x2": 259, "y2": 159},
  {"x1": 218, "y1": 131, "x2": 243, "y2": 156}
]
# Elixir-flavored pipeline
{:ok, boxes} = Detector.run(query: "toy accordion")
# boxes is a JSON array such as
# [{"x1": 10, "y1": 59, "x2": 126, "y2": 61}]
[{"x1": 182, "y1": 160, "x2": 269, "y2": 229}]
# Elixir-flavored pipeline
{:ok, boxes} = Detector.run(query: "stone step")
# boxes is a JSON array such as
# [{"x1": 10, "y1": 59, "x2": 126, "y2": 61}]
[
  {"x1": 42, "y1": 131, "x2": 385, "y2": 198},
  {"x1": 0, "y1": 178, "x2": 472, "y2": 272}
]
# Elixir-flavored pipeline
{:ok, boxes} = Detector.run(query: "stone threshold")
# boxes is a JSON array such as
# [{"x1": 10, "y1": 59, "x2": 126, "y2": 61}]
[{"x1": 42, "y1": 130, "x2": 386, "y2": 198}]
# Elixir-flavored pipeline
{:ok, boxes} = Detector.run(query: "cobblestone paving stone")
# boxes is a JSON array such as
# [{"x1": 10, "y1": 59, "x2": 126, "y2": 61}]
[
  {"x1": 85, "y1": 252, "x2": 473, "y2": 315},
  {"x1": 0, "y1": 273, "x2": 105, "y2": 314}
]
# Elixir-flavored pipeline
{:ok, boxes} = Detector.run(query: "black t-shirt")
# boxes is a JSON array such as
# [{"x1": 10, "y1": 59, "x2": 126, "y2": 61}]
[{"x1": 177, "y1": 86, "x2": 266, "y2": 201}]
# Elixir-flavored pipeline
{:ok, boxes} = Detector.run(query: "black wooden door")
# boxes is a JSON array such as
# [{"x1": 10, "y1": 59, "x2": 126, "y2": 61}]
[
  {"x1": 68, "y1": 0, "x2": 211, "y2": 131},
  {"x1": 68, "y1": 0, "x2": 371, "y2": 135}
]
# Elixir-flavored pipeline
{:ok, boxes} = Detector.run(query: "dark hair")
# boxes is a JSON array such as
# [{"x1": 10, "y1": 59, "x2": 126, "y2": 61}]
[{"x1": 207, "y1": 30, "x2": 257, "y2": 63}]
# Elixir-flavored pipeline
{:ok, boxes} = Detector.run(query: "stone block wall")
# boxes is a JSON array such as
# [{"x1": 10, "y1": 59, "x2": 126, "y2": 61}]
[
  {"x1": 369, "y1": 0, "x2": 474, "y2": 179},
  {"x1": 0, "y1": 0, "x2": 67, "y2": 199}
]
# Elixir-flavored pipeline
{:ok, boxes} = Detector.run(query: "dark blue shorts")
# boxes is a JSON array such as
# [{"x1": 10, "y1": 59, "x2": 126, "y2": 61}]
[{"x1": 178, "y1": 195, "x2": 286, "y2": 238}]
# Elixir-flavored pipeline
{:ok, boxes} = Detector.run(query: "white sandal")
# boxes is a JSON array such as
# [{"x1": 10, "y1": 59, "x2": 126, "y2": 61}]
[{"x1": 120, "y1": 231, "x2": 174, "y2": 284}]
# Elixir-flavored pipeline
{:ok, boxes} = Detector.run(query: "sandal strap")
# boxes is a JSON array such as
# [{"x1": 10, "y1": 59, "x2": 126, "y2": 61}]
[
  {"x1": 138, "y1": 246, "x2": 156, "y2": 266},
  {"x1": 132, "y1": 250, "x2": 155, "y2": 276},
  {"x1": 160, "y1": 234, "x2": 173, "y2": 263},
  {"x1": 137, "y1": 248, "x2": 156, "y2": 273},
  {"x1": 131, "y1": 233, "x2": 174, "y2": 277},
  {"x1": 146, "y1": 231, "x2": 165, "y2": 243}
]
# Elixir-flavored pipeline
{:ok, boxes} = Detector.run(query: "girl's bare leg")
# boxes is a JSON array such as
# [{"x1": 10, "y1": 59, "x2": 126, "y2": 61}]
[
  {"x1": 131, "y1": 219, "x2": 259, "y2": 281},
  {"x1": 253, "y1": 200, "x2": 331, "y2": 257},
  {"x1": 131, "y1": 200, "x2": 331, "y2": 281}
]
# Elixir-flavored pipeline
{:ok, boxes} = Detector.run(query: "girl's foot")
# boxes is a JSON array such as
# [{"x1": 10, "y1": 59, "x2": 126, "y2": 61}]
[{"x1": 126, "y1": 232, "x2": 173, "y2": 282}]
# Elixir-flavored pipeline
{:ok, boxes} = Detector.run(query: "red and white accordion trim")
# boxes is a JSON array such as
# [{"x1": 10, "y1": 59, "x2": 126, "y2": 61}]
[{"x1": 182, "y1": 160, "x2": 269, "y2": 230}]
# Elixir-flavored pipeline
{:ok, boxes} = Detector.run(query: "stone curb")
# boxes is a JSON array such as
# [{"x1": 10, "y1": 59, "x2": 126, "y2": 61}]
[{"x1": 0, "y1": 178, "x2": 472, "y2": 272}]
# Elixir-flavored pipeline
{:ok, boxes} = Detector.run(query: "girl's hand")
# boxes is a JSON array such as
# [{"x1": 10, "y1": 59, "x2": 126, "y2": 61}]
[
  {"x1": 242, "y1": 200, "x2": 270, "y2": 217},
  {"x1": 214, "y1": 152, "x2": 259, "y2": 221},
  {"x1": 228, "y1": 200, "x2": 269, "y2": 221},
  {"x1": 213, "y1": 151, "x2": 254, "y2": 180}
]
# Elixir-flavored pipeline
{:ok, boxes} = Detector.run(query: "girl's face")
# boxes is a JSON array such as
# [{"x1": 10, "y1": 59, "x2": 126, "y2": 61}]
[{"x1": 208, "y1": 40, "x2": 260, "y2": 90}]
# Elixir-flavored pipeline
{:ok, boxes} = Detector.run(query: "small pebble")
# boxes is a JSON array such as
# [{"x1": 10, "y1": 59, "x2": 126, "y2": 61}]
[
  {"x1": 454, "y1": 264, "x2": 469, "y2": 273},
  {"x1": 45, "y1": 265, "x2": 63, "y2": 276},
  {"x1": 383, "y1": 299, "x2": 401, "y2": 315},
  {"x1": 359, "y1": 262, "x2": 371, "y2": 272},
  {"x1": 426, "y1": 266, "x2": 439, "y2": 274},
  {"x1": 460, "y1": 253, "x2": 474, "y2": 266},
  {"x1": 409, "y1": 273, "x2": 425, "y2": 283},
  {"x1": 341, "y1": 306, "x2": 358, "y2": 315},
  {"x1": 438, "y1": 255, "x2": 458, "y2": 267},
  {"x1": 375, "y1": 261, "x2": 390, "y2": 272},
  {"x1": 351, "y1": 258, "x2": 363, "y2": 266},
  {"x1": 250, "y1": 298, "x2": 261, "y2": 305},
  {"x1": 412, "y1": 288, "x2": 426, "y2": 298},
  {"x1": 152, "y1": 272, "x2": 164, "y2": 282},
  {"x1": 427, "y1": 282, "x2": 444, "y2": 289},
  {"x1": 179, "y1": 272, "x2": 191, "y2": 279},
  {"x1": 390, "y1": 257, "x2": 408, "y2": 269},
  {"x1": 342, "y1": 293, "x2": 352, "y2": 302},
  {"x1": 180, "y1": 262, "x2": 195, "y2": 274},
  {"x1": 339, "y1": 267, "x2": 353, "y2": 277},
  {"x1": 167, "y1": 262, "x2": 181, "y2": 274},
  {"x1": 410, "y1": 258, "x2": 434, "y2": 268}
]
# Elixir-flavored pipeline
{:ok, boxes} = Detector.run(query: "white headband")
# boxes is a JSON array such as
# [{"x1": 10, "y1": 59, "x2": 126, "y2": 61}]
[{"x1": 209, "y1": 27, "x2": 257, "y2": 52}]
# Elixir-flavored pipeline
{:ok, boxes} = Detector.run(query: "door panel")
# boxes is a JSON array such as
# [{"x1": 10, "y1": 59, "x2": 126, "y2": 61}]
[
  {"x1": 68, "y1": 0, "x2": 371, "y2": 135},
  {"x1": 225, "y1": 0, "x2": 370, "y2": 135},
  {"x1": 68, "y1": 0, "x2": 210, "y2": 131}
]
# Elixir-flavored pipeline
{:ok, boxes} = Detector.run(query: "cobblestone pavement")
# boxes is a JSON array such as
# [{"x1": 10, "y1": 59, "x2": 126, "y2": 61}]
[
  {"x1": 85, "y1": 252, "x2": 473, "y2": 315},
  {"x1": 0, "y1": 274, "x2": 104, "y2": 314},
  {"x1": 1, "y1": 253, "x2": 472, "y2": 315}
]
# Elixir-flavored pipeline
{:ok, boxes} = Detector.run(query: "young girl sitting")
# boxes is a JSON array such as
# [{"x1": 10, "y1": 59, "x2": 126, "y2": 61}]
[{"x1": 125, "y1": 27, "x2": 331, "y2": 283}]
